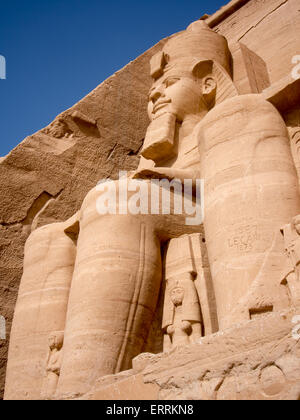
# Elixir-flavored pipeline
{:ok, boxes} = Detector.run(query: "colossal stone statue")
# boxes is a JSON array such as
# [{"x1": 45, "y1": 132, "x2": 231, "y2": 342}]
[{"x1": 4, "y1": 19, "x2": 300, "y2": 400}]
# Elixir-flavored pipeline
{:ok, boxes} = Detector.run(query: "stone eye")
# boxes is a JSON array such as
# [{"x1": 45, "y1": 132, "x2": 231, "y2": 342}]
[{"x1": 165, "y1": 78, "x2": 180, "y2": 88}]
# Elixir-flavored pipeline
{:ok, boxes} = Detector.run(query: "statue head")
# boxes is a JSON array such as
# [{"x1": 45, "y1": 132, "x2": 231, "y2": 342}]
[
  {"x1": 48, "y1": 332, "x2": 64, "y2": 351},
  {"x1": 170, "y1": 286, "x2": 185, "y2": 306},
  {"x1": 148, "y1": 20, "x2": 234, "y2": 122},
  {"x1": 148, "y1": 61, "x2": 216, "y2": 122},
  {"x1": 142, "y1": 20, "x2": 237, "y2": 162}
]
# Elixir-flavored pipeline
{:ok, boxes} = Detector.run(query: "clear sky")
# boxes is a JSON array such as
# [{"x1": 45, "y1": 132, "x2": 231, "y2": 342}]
[{"x1": 0, "y1": 0, "x2": 226, "y2": 156}]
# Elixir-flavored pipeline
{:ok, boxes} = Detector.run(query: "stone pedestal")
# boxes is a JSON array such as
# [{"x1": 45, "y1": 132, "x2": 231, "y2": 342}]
[{"x1": 73, "y1": 308, "x2": 300, "y2": 400}]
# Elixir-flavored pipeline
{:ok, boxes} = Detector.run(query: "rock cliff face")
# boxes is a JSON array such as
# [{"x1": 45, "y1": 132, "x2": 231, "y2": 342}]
[{"x1": 1, "y1": 0, "x2": 300, "y2": 399}]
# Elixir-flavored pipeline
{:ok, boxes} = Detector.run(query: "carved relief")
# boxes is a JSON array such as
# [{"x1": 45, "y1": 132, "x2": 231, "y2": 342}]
[
  {"x1": 163, "y1": 274, "x2": 203, "y2": 350},
  {"x1": 41, "y1": 332, "x2": 64, "y2": 400},
  {"x1": 259, "y1": 365, "x2": 286, "y2": 398},
  {"x1": 162, "y1": 234, "x2": 217, "y2": 350},
  {"x1": 281, "y1": 216, "x2": 300, "y2": 307}
]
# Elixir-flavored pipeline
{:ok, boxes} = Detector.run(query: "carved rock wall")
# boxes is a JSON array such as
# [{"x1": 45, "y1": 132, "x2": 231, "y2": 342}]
[{"x1": 215, "y1": 0, "x2": 300, "y2": 88}]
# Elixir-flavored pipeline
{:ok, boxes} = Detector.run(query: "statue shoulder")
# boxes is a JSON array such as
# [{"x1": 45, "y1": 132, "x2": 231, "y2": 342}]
[
  {"x1": 196, "y1": 94, "x2": 281, "y2": 130},
  {"x1": 194, "y1": 94, "x2": 287, "y2": 151}
]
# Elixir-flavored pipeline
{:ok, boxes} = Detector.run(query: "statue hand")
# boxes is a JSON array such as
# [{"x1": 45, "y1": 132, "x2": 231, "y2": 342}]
[
  {"x1": 181, "y1": 321, "x2": 192, "y2": 334},
  {"x1": 133, "y1": 168, "x2": 171, "y2": 180},
  {"x1": 167, "y1": 325, "x2": 175, "y2": 335}
]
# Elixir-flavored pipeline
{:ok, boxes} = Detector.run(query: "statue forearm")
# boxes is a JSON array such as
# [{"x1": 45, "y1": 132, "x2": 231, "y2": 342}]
[{"x1": 133, "y1": 167, "x2": 201, "y2": 185}]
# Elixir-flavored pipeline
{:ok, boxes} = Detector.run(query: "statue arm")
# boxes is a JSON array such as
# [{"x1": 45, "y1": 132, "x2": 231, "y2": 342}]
[
  {"x1": 163, "y1": 331, "x2": 173, "y2": 352},
  {"x1": 133, "y1": 167, "x2": 201, "y2": 185}
]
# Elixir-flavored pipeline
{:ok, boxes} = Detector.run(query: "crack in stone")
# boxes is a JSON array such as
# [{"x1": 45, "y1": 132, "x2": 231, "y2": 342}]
[{"x1": 238, "y1": 0, "x2": 289, "y2": 41}]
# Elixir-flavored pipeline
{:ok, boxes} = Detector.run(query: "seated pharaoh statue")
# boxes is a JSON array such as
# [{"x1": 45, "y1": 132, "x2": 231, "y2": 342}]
[{"x1": 4, "y1": 20, "x2": 300, "y2": 400}]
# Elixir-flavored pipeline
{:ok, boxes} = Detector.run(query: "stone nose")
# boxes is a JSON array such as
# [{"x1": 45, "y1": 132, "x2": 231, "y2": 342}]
[{"x1": 150, "y1": 85, "x2": 165, "y2": 104}]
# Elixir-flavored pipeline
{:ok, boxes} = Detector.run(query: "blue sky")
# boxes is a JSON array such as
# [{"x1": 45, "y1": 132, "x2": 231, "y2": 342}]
[{"x1": 0, "y1": 0, "x2": 226, "y2": 156}]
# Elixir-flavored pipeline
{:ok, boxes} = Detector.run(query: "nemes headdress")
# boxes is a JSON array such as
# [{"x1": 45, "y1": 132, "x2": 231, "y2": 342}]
[{"x1": 150, "y1": 20, "x2": 237, "y2": 104}]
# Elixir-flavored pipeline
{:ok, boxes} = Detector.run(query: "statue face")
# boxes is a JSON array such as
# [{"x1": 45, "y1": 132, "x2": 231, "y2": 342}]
[
  {"x1": 148, "y1": 73, "x2": 205, "y2": 122},
  {"x1": 170, "y1": 287, "x2": 184, "y2": 306},
  {"x1": 48, "y1": 335, "x2": 56, "y2": 350},
  {"x1": 48, "y1": 332, "x2": 64, "y2": 350}
]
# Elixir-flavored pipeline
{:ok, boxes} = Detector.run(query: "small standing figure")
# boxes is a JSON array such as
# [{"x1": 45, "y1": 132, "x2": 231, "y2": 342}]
[
  {"x1": 41, "y1": 331, "x2": 64, "y2": 400},
  {"x1": 281, "y1": 216, "x2": 300, "y2": 306},
  {"x1": 163, "y1": 273, "x2": 203, "y2": 351}
]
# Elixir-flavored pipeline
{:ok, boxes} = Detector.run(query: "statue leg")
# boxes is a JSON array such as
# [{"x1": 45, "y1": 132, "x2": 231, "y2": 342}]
[
  {"x1": 41, "y1": 372, "x2": 59, "y2": 400},
  {"x1": 199, "y1": 96, "x2": 300, "y2": 330},
  {"x1": 57, "y1": 212, "x2": 162, "y2": 396},
  {"x1": 4, "y1": 218, "x2": 77, "y2": 400},
  {"x1": 57, "y1": 180, "x2": 200, "y2": 397}
]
